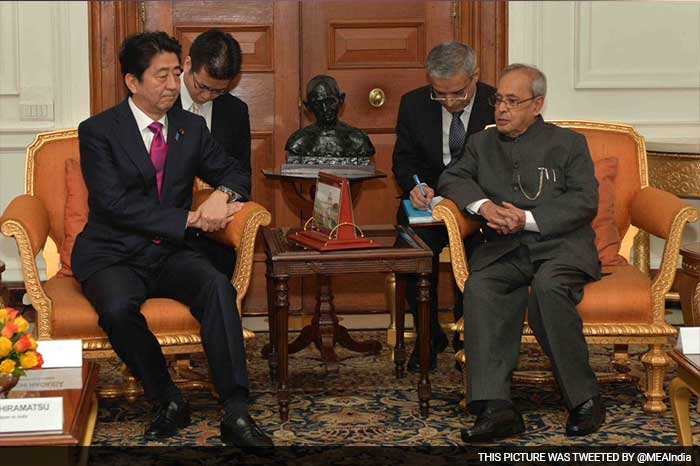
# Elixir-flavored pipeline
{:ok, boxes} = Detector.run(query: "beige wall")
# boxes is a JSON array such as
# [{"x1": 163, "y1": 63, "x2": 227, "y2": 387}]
[{"x1": 0, "y1": 1, "x2": 89, "y2": 281}]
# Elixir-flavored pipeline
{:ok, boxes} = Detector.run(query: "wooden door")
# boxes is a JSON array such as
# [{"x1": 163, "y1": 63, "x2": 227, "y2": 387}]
[{"x1": 299, "y1": 1, "x2": 456, "y2": 313}]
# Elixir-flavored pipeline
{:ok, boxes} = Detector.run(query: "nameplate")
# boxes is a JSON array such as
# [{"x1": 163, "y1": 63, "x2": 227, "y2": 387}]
[
  {"x1": 14, "y1": 367, "x2": 83, "y2": 392},
  {"x1": 677, "y1": 327, "x2": 700, "y2": 355},
  {"x1": 36, "y1": 339, "x2": 83, "y2": 368},
  {"x1": 0, "y1": 397, "x2": 63, "y2": 433}
]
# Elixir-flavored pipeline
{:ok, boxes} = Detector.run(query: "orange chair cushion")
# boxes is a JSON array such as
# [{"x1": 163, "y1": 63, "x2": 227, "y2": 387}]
[
  {"x1": 577, "y1": 265, "x2": 653, "y2": 324},
  {"x1": 592, "y1": 158, "x2": 627, "y2": 266},
  {"x1": 57, "y1": 159, "x2": 88, "y2": 278},
  {"x1": 43, "y1": 276, "x2": 200, "y2": 340}
]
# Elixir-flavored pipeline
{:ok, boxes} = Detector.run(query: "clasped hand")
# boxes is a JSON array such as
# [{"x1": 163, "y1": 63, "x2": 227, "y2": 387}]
[
  {"x1": 187, "y1": 190, "x2": 243, "y2": 232},
  {"x1": 479, "y1": 201, "x2": 526, "y2": 235}
]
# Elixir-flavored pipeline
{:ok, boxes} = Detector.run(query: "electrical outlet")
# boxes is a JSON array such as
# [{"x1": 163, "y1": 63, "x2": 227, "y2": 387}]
[{"x1": 19, "y1": 102, "x2": 54, "y2": 121}]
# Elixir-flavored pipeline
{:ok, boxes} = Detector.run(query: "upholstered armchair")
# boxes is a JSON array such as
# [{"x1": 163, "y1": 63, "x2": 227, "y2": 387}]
[
  {"x1": 0, "y1": 129, "x2": 271, "y2": 398},
  {"x1": 433, "y1": 121, "x2": 697, "y2": 414}
]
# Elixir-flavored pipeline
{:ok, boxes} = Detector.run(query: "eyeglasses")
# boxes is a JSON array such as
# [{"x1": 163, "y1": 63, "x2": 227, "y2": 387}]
[
  {"x1": 489, "y1": 94, "x2": 539, "y2": 109},
  {"x1": 191, "y1": 72, "x2": 228, "y2": 96},
  {"x1": 430, "y1": 85, "x2": 470, "y2": 102}
]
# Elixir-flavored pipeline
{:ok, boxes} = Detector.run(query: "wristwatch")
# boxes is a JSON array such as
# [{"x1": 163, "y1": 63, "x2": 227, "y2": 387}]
[{"x1": 216, "y1": 185, "x2": 240, "y2": 203}]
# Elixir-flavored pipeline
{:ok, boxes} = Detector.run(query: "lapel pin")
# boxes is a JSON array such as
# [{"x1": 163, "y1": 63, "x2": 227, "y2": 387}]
[{"x1": 176, "y1": 128, "x2": 184, "y2": 141}]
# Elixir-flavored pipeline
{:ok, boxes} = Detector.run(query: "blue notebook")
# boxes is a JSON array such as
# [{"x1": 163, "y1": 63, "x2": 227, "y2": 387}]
[{"x1": 401, "y1": 197, "x2": 444, "y2": 225}]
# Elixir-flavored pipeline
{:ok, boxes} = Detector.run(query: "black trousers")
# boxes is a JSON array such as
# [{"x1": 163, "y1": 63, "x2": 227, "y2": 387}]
[
  {"x1": 81, "y1": 236, "x2": 246, "y2": 402},
  {"x1": 463, "y1": 245, "x2": 599, "y2": 410},
  {"x1": 396, "y1": 207, "x2": 480, "y2": 342}
]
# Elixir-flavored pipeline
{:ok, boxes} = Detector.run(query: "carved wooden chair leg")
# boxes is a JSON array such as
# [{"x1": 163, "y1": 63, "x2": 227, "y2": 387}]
[
  {"x1": 456, "y1": 349, "x2": 468, "y2": 413},
  {"x1": 95, "y1": 362, "x2": 144, "y2": 401},
  {"x1": 612, "y1": 343, "x2": 631, "y2": 373},
  {"x1": 641, "y1": 344, "x2": 668, "y2": 413},
  {"x1": 171, "y1": 357, "x2": 215, "y2": 396}
]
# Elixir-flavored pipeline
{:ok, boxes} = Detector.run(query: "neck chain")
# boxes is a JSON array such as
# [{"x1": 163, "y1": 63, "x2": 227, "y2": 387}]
[{"x1": 516, "y1": 168, "x2": 545, "y2": 201}]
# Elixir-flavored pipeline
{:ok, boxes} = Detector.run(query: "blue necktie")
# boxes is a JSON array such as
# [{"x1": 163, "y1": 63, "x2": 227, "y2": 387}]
[{"x1": 448, "y1": 111, "x2": 466, "y2": 163}]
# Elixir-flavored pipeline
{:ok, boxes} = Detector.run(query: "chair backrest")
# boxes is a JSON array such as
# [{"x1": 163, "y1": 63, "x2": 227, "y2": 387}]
[
  {"x1": 550, "y1": 121, "x2": 648, "y2": 260},
  {"x1": 25, "y1": 129, "x2": 80, "y2": 277}
]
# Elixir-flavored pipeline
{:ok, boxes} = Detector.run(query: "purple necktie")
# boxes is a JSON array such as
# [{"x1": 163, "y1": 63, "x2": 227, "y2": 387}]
[{"x1": 147, "y1": 122, "x2": 168, "y2": 200}]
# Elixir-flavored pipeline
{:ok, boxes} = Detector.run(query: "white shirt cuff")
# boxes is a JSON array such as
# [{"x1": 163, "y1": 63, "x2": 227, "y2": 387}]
[
  {"x1": 467, "y1": 198, "x2": 489, "y2": 215},
  {"x1": 525, "y1": 210, "x2": 539, "y2": 232}
]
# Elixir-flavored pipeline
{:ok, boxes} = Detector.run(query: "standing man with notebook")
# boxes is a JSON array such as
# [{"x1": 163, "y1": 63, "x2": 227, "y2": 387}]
[{"x1": 392, "y1": 42, "x2": 495, "y2": 371}]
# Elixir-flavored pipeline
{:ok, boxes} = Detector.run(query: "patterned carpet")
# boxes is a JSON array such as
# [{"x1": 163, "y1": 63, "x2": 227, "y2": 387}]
[{"x1": 91, "y1": 331, "x2": 698, "y2": 447}]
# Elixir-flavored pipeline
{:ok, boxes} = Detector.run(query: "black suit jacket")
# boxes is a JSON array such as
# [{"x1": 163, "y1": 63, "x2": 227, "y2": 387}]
[
  {"x1": 392, "y1": 81, "x2": 496, "y2": 196},
  {"x1": 72, "y1": 99, "x2": 251, "y2": 282},
  {"x1": 175, "y1": 93, "x2": 251, "y2": 179}
]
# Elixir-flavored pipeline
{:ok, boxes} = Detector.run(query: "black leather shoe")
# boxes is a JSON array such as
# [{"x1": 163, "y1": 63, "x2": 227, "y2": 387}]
[
  {"x1": 144, "y1": 400, "x2": 191, "y2": 440},
  {"x1": 566, "y1": 396, "x2": 605, "y2": 436},
  {"x1": 221, "y1": 414, "x2": 274, "y2": 447},
  {"x1": 460, "y1": 405, "x2": 525, "y2": 443},
  {"x1": 407, "y1": 332, "x2": 447, "y2": 372}
]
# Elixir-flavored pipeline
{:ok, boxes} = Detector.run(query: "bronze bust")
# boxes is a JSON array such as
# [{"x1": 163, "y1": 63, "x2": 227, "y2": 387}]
[{"x1": 285, "y1": 75, "x2": 375, "y2": 171}]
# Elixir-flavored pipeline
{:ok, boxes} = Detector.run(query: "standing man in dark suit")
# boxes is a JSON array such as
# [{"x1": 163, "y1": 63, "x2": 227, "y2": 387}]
[
  {"x1": 439, "y1": 64, "x2": 605, "y2": 442},
  {"x1": 177, "y1": 29, "x2": 252, "y2": 278},
  {"x1": 392, "y1": 42, "x2": 495, "y2": 371},
  {"x1": 72, "y1": 32, "x2": 272, "y2": 447}
]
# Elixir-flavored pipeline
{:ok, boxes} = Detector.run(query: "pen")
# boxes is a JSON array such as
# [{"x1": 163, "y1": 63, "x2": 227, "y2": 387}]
[
  {"x1": 413, "y1": 174, "x2": 431, "y2": 211},
  {"x1": 413, "y1": 174, "x2": 427, "y2": 197}
]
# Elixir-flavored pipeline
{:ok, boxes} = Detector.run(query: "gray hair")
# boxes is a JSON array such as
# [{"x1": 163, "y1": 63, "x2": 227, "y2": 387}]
[
  {"x1": 501, "y1": 63, "x2": 547, "y2": 98},
  {"x1": 426, "y1": 42, "x2": 477, "y2": 79}
]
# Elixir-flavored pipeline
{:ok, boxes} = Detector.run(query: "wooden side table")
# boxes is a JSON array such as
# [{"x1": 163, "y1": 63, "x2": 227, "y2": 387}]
[
  {"x1": 0, "y1": 363, "x2": 98, "y2": 446},
  {"x1": 679, "y1": 242, "x2": 700, "y2": 327},
  {"x1": 262, "y1": 225, "x2": 433, "y2": 421},
  {"x1": 668, "y1": 350, "x2": 700, "y2": 446}
]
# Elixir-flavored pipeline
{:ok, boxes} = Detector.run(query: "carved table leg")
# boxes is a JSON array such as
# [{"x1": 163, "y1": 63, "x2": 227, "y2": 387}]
[
  {"x1": 393, "y1": 273, "x2": 407, "y2": 379},
  {"x1": 417, "y1": 271, "x2": 432, "y2": 418},
  {"x1": 264, "y1": 270, "x2": 278, "y2": 385},
  {"x1": 283, "y1": 274, "x2": 381, "y2": 374},
  {"x1": 274, "y1": 276, "x2": 290, "y2": 422},
  {"x1": 317, "y1": 274, "x2": 339, "y2": 373}
]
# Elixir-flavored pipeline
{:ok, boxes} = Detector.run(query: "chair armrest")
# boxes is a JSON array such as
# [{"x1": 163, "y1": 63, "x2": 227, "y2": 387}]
[
  {"x1": 0, "y1": 195, "x2": 50, "y2": 257},
  {"x1": 631, "y1": 187, "x2": 698, "y2": 320},
  {"x1": 432, "y1": 198, "x2": 480, "y2": 293},
  {"x1": 191, "y1": 188, "x2": 272, "y2": 307},
  {"x1": 0, "y1": 195, "x2": 54, "y2": 339}
]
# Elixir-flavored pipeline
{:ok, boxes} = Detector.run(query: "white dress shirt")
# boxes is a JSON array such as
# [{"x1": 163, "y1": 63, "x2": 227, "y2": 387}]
[
  {"x1": 180, "y1": 78, "x2": 213, "y2": 130},
  {"x1": 466, "y1": 199, "x2": 539, "y2": 232},
  {"x1": 128, "y1": 97, "x2": 167, "y2": 151}
]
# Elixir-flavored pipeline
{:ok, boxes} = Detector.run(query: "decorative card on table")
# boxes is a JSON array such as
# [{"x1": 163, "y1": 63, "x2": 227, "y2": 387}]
[{"x1": 402, "y1": 196, "x2": 444, "y2": 225}]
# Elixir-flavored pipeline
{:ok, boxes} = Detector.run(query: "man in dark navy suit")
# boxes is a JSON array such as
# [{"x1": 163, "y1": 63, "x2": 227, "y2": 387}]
[
  {"x1": 392, "y1": 42, "x2": 495, "y2": 371},
  {"x1": 72, "y1": 31, "x2": 272, "y2": 447},
  {"x1": 176, "y1": 28, "x2": 252, "y2": 277}
]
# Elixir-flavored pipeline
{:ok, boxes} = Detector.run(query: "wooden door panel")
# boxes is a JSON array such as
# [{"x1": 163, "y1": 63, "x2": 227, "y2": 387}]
[
  {"x1": 329, "y1": 21, "x2": 426, "y2": 69},
  {"x1": 330, "y1": 70, "x2": 428, "y2": 131},
  {"x1": 351, "y1": 133, "x2": 401, "y2": 226},
  {"x1": 171, "y1": 1, "x2": 274, "y2": 25}
]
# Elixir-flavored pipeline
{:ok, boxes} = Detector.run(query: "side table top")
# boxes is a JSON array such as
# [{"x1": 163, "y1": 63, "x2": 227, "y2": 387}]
[
  {"x1": 263, "y1": 224, "x2": 433, "y2": 261},
  {"x1": 680, "y1": 242, "x2": 700, "y2": 260},
  {"x1": 669, "y1": 349, "x2": 700, "y2": 379}
]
